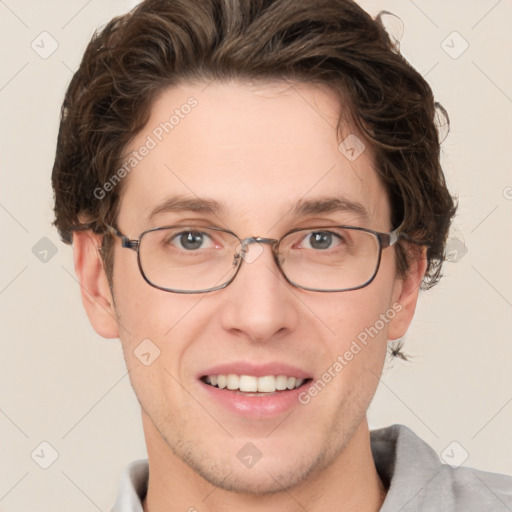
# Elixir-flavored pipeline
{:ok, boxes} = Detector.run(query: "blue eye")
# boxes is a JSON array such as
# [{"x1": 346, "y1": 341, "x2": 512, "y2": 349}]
[
  {"x1": 302, "y1": 231, "x2": 343, "y2": 250},
  {"x1": 171, "y1": 231, "x2": 214, "y2": 250}
]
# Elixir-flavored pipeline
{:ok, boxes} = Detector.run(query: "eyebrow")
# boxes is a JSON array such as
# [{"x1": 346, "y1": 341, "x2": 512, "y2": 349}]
[
  {"x1": 290, "y1": 196, "x2": 370, "y2": 222},
  {"x1": 146, "y1": 194, "x2": 369, "y2": 224},
  {"x1": 147, "y1": 195, "x2": 224, "y2": 222}
]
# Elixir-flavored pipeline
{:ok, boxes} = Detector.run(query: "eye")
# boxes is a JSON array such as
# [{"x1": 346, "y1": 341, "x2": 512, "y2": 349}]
[
  {"x1": 301, "y1": 230, "x2": 344, "y2": 250},
  {"x1": 170, "y1": 230, "x2": 215, "y2": 251}
]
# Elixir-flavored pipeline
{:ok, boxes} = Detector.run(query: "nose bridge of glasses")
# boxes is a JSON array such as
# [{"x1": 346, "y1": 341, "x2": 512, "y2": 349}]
[
  {"x1": 240, "y1": 236, "x2": 277, "y2": 249},
  {"x1": 234, "y1": 236, "x2": 280, "y2": 264}
]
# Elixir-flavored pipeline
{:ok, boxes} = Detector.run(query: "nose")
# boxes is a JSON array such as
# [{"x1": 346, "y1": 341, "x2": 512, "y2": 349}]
[{"x1": 220, "y1": 241, "x2": 299, "y2": 343}]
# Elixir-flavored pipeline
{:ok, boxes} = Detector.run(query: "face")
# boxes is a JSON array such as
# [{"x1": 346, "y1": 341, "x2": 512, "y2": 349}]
[{"x1": 86, "y1": 81, "x2": 420, "y2": 494}]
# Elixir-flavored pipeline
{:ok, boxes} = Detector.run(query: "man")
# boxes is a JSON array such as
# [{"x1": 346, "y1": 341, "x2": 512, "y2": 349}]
[{"x1": 51, "y1": 0, "x2": 511, "y2": 510}]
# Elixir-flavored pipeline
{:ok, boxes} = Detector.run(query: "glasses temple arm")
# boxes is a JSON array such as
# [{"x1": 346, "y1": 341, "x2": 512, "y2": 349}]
[{"x1": 105, "y1": 224, "x2": 139, "y2": 251}]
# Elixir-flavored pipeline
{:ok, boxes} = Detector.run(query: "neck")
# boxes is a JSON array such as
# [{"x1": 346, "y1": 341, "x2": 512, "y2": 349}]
[{"x1": 141, "y1": 416, "x2": 386, "y2": 512}]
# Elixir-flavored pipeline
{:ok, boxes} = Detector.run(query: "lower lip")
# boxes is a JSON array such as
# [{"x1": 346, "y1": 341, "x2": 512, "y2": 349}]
[{"x1": 199, "y1": 380, "x2": 310, "y2": 419}]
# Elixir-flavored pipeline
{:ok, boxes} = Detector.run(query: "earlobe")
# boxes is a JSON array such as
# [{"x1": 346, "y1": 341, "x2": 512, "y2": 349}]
[
  {"x1": 72, "y1": 230, "x2": 119, "y2": 339},
  {"x1": 387, "y1": 246, "x2": 427, "y2": 341}
]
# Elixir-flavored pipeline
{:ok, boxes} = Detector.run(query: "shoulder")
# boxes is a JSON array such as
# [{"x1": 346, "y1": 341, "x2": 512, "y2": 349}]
[
  {"x1": 371, "y1": 424, "x2": 512, "y2": 511},
  {"x1": 440, "y1": 463, "x2": 512, "y2": 509}
]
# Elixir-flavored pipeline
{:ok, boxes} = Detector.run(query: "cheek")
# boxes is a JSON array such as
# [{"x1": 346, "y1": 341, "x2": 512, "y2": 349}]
[
  {"x1": 111, "y1": 254, "x2": 216, "y2": 396},
  {"x1": 304, "y1": 302, "x2": 389, "y2": 427},
  {"x1": 112, "y1": 248, "x2": 189, "y2": 338},
  {"x1": 298, "y1": 263, "x2": 396, "y2": 400},
  {"x1": 323, "y1": 259, "x2": 398, "y2": 403},
  {"x1": 303, "y1": 285, "x2": 395, "y2": 352},
  {"x1": 112, "y1": 289, "x2": 200, "y2": 423}
]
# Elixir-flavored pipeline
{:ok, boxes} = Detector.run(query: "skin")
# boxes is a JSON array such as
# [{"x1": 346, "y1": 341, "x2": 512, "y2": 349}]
[{"x1": 73, "y1": 81, "x2": 426, "y2": 512}]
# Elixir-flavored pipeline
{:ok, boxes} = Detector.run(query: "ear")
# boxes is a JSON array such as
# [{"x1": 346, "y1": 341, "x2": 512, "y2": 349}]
[
  {"x1": 387, "y1": 246, "x2": 428, "y2": 341},
  {"x1": 72, "y1": 230, "x2": 119, "y2": 339}
]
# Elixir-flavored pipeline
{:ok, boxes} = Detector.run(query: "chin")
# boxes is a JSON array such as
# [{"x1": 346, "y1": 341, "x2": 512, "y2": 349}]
[
  {"x1": 167, "y1": 432, "x2": 332, "y2": 497},
  {"x1": 193, "y1": 455, "x2": 323, "y2": 496}
]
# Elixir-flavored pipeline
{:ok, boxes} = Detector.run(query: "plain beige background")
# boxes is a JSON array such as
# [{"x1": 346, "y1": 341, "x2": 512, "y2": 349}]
[{"x1": 1, "y1": 0, "x2": 511, "y2": 510}]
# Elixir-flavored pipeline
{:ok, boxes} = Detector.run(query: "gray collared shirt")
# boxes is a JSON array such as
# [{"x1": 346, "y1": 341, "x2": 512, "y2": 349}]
[{"x1": 111, "y1": 424, "x2": 512, "y2": 511}]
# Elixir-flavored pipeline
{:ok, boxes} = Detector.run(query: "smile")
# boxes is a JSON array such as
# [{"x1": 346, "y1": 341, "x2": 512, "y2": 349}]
[{"x1": 201, "y1": 374, "x2": 311, "y2": 393}]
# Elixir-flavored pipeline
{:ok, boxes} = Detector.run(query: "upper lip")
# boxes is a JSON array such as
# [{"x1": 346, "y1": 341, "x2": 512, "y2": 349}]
[{"x1": 198, "y1": 362, "x2": 313, "y2": 380}]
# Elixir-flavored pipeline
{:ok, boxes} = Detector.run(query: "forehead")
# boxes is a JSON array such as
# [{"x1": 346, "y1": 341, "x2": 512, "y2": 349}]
[{"x1": 118, "y1": 80, "x2": 391, "y2": 232}]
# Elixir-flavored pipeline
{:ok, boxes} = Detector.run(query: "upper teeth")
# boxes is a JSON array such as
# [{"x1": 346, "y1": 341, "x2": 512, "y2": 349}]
[{"x1": 204, "y1": 374, "x2": 305, "y2": 393}]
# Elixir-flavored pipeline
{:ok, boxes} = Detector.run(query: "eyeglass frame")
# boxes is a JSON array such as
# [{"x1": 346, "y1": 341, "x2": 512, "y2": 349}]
[{"x1": 105, "y1": 223, "x2": 407, "y2": 294}]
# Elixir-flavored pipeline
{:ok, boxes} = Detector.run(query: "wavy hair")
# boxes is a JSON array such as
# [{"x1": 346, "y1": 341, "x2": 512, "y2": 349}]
[{"x1": 52, "y1": 0, "x2": 457, "y2": 295}]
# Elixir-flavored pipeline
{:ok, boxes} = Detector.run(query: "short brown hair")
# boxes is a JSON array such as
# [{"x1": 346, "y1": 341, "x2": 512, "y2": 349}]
[{"x1": 52, "y1": 0, "x2": 456, "y2": 290}]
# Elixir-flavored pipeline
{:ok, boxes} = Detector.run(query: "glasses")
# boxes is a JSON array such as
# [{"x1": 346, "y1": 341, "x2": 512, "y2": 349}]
[{"x1": 106, "y1": 224, "x2": 404, "y2": 294}]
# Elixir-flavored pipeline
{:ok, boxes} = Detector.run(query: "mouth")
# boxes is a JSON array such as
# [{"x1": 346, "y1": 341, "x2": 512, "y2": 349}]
[
  {"x1": 200, "y1": 374, "x2": 313, "y2": 395},
  {"x1": 197, "y1": 363, "x2": 314, "y2": 418}
]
